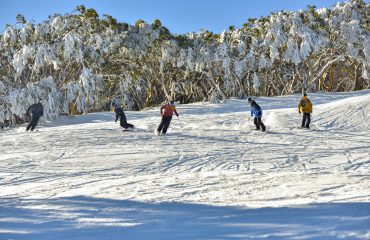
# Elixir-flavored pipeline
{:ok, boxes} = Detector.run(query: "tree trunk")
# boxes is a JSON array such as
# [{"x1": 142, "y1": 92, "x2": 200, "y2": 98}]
[
  {"x1": 247, "y1": 72, "x2": 252, "y2": 96},
  {"x1": 207, "y1": 70, "x2": 227, "y2": 101},
  {"x1": 160, "y1": 77, "x2": 171, "y2": 101},
  {"x1": 307, "y1": 57, "x2": 345, "y2": 91},
  {"x1": 353, "y1": 63, "x2": 360, "y2": 91},
  {"x1": 231, "y1": 71, "x2": 245, "y2": 98}
]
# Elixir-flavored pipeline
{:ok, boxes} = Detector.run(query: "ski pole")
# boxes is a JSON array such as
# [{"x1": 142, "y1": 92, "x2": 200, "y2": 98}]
[{"x1": 177, "y1": 116, "x2": 183, "y2": 130}]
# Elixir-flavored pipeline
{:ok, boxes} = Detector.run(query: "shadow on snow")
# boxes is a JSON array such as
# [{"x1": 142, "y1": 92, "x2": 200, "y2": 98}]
[{"x1": 0, "y1": 196, "x2": 369, "y2": 240}]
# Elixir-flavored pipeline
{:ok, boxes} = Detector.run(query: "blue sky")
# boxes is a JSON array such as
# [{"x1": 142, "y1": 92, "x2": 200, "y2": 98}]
[{"x1": 1, "y1": 0, "x2": 342, "y2": 34}]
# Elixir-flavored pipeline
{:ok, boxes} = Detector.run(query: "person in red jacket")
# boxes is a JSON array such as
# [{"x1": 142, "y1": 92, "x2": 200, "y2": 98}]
[{"x1": 156, "y1": 101, "x2": 179, "y2": 136}]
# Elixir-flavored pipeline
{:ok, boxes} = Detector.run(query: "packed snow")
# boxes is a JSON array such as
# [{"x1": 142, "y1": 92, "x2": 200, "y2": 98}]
[{"x1": 1, "y1": 90, "x2": 370, "y2": 239}]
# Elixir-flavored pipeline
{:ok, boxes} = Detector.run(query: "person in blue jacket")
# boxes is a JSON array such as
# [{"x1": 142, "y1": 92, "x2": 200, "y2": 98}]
[{"x1": 248, "y1": 98, "x2": 266, "y2": 132}]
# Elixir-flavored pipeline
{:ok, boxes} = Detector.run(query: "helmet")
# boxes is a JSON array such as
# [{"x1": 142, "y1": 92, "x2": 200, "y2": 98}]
[
  {"x1": 170, "y1": 101, "x2": 175, "y2": 106},
  {"x1": 247, "y1": 98, "x2": 252, "y2": 102}
]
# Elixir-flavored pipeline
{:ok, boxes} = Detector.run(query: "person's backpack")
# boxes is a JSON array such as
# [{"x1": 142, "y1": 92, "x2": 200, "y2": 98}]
[
  {"x1": 115, "y1": 107, "x2": 124, "y2": 115},
  {"x1": 32, "y1": 103, "x2": 44, "y2": 116},
  {"x1": 300, "y1": 99, "x2": 306, "y2": 108}
]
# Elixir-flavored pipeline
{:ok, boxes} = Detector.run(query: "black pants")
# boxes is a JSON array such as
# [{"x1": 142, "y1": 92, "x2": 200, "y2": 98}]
[
  {"x1": 302, "y1": 113, "x2": 311, "y2": 128},
  {"x1": 26, "y1": 116, "x2": 40, "y2": 131},
  {"x1": 254, "y1": 117, "x2": 266, "y2": 131},
  {"x1": 120, "y1": 119, "x2": 134, "y2": 129},
  {"x1": 157, "y1": 116, "x2": 172, "y2": 134}
]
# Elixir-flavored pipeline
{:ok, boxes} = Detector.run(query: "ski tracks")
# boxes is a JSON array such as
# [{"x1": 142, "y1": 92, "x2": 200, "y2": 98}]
[{"x1": 1, "y1": 93, "x2": 370, "y2": 206}]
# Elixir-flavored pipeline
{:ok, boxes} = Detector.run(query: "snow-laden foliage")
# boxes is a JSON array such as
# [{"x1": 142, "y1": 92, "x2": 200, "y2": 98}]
[
  {"x1": 2, "y1": 26, "x2": 17, "y2": 46},
  {"x1": 13, "y1": 45, "x2": 34, "y2": 76},
  {"x1": 252, "y1": 72, "x2": 260, "y2": 93},
  {"x1": 0, "y1": 1, "x2": 369, "y2": 125},
  {"x1": 2, "y1": 76, "x2": 61, "y2": 122}
]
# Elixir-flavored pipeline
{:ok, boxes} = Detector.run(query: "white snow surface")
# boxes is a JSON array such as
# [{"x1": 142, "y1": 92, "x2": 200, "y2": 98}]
[{"x1": 1, "y1": 90, "x2": 370, "y2": 239}]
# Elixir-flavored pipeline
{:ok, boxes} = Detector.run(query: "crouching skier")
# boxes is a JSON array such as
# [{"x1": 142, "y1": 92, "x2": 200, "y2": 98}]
[
  {"x1": 114, "y1": 105, "x2": 134, "y2": 131},
  {"x1": 156, "y1": 101, "x2": 179, "y2": 136},
  {"x1": 26, "y1": 101, "x2": 44, "y2": 132},
  {"x1": 248, "y1": 98, "x2": 266, "y2": 132}
]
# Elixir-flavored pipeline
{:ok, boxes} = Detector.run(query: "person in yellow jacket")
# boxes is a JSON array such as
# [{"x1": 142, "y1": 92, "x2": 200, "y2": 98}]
[{"x1": 298, "y1": 93, "x2": 312, "y2": 129}]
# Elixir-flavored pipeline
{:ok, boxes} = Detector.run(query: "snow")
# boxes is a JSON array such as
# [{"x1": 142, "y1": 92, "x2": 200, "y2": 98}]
[
  {"x1": 13, "y1": 45, "x2": 34, "y2": 76},
  {"x1": 1, "y1": 90, "x2": 370, "y2": 239},
  {"x1": 252, "y1": 72, "x2": 260, "y2": 92}
]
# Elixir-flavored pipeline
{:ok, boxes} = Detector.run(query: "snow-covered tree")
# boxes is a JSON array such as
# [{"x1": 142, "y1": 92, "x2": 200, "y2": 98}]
[{"x1": 0, "y1": 1, "x2": 368, "y2": 126}]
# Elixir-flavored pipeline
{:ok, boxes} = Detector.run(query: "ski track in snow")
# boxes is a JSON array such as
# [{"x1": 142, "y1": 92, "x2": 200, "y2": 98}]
[{"x1": 1, "y1": 90, "x2": 370, "y2": 239}]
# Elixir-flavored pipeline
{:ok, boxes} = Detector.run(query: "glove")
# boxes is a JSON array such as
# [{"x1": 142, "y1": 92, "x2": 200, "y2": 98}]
[
  {"x1": 298, "y1": 111, "x2": 301, "y2": 114},
  {"x1": 176, "y1": 113, "x2": 179, "y2": 117}
]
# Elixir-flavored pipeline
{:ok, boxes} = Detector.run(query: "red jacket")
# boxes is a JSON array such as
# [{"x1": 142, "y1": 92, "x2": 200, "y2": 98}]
[{"x1": 160, "y1": 104, "x2": 178, "y2": 117}]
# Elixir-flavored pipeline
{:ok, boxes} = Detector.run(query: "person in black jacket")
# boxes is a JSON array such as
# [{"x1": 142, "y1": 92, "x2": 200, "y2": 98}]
[
  {"x1": 248, "y1": 98, "x2": 266, "y2": 132},
  {"x1": 114, "y1": 105, "x2": 134, "y2": 130},
  {"x1": 26, "y1": 102, "x2": 44, "y2": 131}
]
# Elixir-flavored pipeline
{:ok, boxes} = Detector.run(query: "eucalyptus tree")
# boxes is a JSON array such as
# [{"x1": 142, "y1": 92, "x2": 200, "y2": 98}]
[{"x1": 0, "y1": 0, "x2": 368, "y2": 125}]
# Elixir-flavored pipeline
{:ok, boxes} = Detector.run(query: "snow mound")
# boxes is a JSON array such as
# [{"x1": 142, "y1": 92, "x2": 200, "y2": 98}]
[
  {"x1": 315, "y1": 93, "x2": 370, "y2": 130},
  {"x1": 264, "y1": 92, "x2": 370, "y2": 130},
  {"x1": 46, "y1": 112, "x2": 115, "y2": 127},
  {"x1": 264, "y1": 110, "x2": 294, "y2": 129}
]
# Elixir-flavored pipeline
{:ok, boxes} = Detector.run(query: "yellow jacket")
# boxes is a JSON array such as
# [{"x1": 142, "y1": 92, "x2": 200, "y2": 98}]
[
  {"x1": 69, "y1": 100, "x2": 79, "y2": 115},
  {"x1": 298, "y1": 97, "x2": 312, "y2": 113}
]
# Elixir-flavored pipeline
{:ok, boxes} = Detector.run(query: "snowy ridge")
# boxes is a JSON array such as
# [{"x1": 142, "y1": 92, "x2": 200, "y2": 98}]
[
  {"x1": 265, "y1": 92, "x2": 370, "y2": 130},
  {"x1": 315, "y1": 94, "x2": 370, "y2": 130},
  {"x1": 0, "y1": 91, "x2": 369, "y2": 239}
]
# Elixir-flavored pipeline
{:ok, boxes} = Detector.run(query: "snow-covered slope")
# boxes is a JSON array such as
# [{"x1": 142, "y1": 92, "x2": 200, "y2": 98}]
[
  {"x1": 266, "y1": 92, "x2": 370, "y2": 130},
  {"x1": 315, "y1": 94, "x2": 370, "y2": 130},
  {"x1": 1, "y1": 90, "x2": 369, "y2": 239}
]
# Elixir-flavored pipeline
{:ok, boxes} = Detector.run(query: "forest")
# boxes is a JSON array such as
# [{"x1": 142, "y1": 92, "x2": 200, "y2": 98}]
[{"x1": 0, "y1": 0, "x2": 369, "y2": 124}]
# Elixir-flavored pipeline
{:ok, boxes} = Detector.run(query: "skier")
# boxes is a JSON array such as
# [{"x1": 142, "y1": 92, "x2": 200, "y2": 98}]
[
  {"x1": 114, "y1": 105, "x2": 134, "y2": 131},
  {"x1": 156, "y1": 101, "x2": 179, "y2": 136},
  {"x1": 298, "y1": 93, "x2": 312, "y2": 129},
  {"x1": 26, "y1": 101, "x2": 44, "y2": 131},
  {"x1": 248, "y1": 98, "x2": 266, "y2": 132}
]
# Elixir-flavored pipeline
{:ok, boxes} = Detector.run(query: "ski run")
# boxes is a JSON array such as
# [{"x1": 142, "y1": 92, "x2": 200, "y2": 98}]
[{"x1": 1, "y1": 90, "x2": 370, "y2": 240}]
